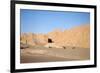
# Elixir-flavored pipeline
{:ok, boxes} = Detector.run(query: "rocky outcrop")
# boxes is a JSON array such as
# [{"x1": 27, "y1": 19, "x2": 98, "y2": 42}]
[
  {"x1": 21, "y1": 33, "x2": 48, "y2": 47},
  {"x1": 21, "y1": 25, "x2": 90, "y2": 49},
  {"x1": 47, "y1": 25, "x2": 90, "y2": 48}
]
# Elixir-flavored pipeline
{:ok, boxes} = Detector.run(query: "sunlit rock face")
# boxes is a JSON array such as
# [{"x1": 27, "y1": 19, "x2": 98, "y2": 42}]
[
  {"x1": 21, "y1": 24, "x2": 90, "y2": 49},
  {"x1": 21, "y1": 33, "x2": 48, "y2": 46},
  {"x1": 47, "y1": 25, "x2": 90, "y2": 48}
]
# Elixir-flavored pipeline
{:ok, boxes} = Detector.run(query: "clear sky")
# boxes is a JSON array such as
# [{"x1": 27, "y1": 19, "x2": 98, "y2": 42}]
[{"x1": 20, "y1": 9, "x2": 90, "y2": 34}]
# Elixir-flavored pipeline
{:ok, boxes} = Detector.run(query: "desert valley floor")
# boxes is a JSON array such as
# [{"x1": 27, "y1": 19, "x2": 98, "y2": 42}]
[{"x1": 20, "y1": 46, "x2": 90, "y2": 63}]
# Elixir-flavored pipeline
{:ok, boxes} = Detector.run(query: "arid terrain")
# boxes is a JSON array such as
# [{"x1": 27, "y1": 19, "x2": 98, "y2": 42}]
[{"x1": 20, "y1": 24, "x2": 90, "y2": 63}]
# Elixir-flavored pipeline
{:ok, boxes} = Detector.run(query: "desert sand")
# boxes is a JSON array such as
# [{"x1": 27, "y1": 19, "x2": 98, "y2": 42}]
[{"x1": 21, "y1": 46, "x2": 89, "y2": 63}]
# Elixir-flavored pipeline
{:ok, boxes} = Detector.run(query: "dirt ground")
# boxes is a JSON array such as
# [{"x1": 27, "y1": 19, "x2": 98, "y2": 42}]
[{"x1": 20, "y1": 46, "x2": 90, "y2": 63}]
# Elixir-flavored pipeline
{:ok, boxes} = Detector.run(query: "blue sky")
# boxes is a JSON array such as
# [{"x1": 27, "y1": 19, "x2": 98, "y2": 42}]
[{"x1": 20, "y1": 9, "x2": 90, "y2": 34}]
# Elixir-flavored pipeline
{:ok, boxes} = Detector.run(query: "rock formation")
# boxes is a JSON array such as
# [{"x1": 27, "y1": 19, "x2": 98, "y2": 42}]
[
  {"x1": 21, "y1": 24, "x2": 90, "y2": 49},
  {"x1": 47, "y1": 25, "x2": 90, "y2": 48}
]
